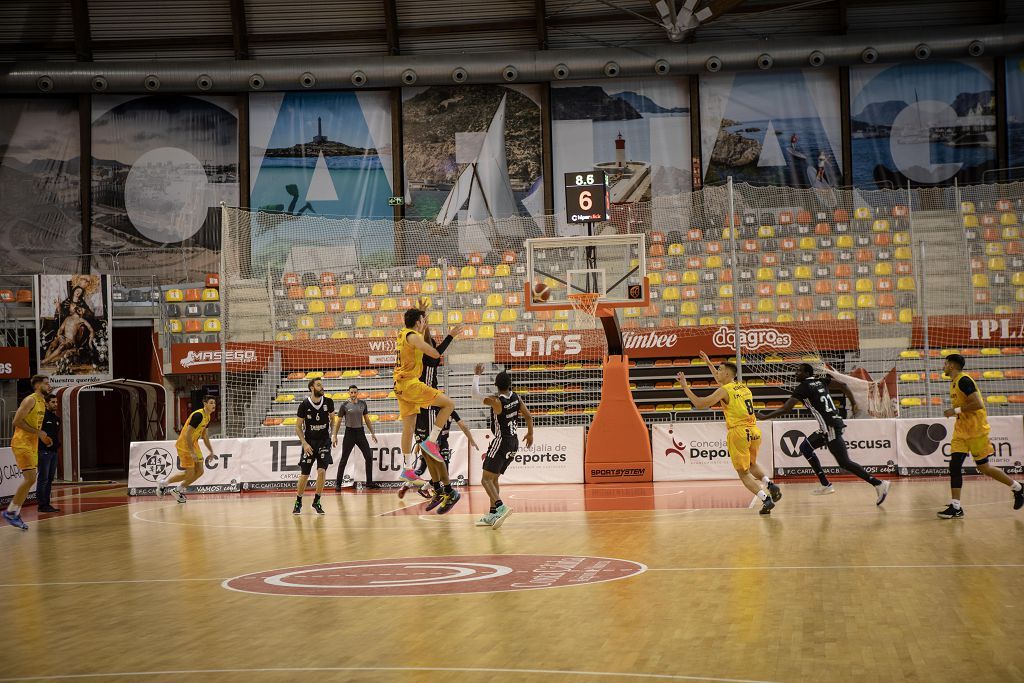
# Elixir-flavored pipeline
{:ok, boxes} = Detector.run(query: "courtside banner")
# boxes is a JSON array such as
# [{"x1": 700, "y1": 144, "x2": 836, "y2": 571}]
[
  {"x1": 771, "y1": 418, "x2": 898, "y2": 476},
  {"x1": 0, "y1": 447, "x2": 37, "y2": 505},
  {"x1": 240, "y1": 434, "x2": 469, "y2": 491},
  {"x1": 127, "y1": 439, "x2": 243, "y2": 495},
  {"x1": 911, "y1": 315, "x2": 1024, "y2": 348},
  {"x1": 169, "y1": 343, "x2": 271, "y2": 374},
  {"x1": 896, "y1": 415, "x2": 1024, "y2": 475},
  {"x1": 469, "y1": 426, "x2": 584, "y2": 484},
  {"x1": 652, "y1": 422, "x2": 774, "y2": 481}
]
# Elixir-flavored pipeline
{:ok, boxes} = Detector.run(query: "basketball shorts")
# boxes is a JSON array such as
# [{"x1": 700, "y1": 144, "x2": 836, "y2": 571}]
[
  {"x1": 726, "y1": 425, "x2": 761, "y2": 471},
  {"x1": 806, "y1": 422, "x2": 843, "y2": 450},
  {"x1": 951, "y1": 432, "x2": 993, "y2": 463},
  {"x1": 482, "y1": 432, "x2": 519, "y2": 475},
  {"x1": 299, "y1": 440, "x2": 333, "y2": 475},
  {"x1": 11, "y1": 445, "x2": 38, "y2": 471},
  {"x1": 176, "y1": 442, "x2": 201, "y2": 468},
  {"x1": 395, "y1": 380, "x2": 439, "y2": 418},
  {"x1": 414, "y1": 407, "x2": 437, "y2": 442}
]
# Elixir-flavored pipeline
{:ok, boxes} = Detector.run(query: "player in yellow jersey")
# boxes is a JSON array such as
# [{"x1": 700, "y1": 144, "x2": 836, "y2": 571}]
[
  {"x1": 678, "y1": 354, "x2": 781, "y2": 514},
  {"x1": 2, "y1": 375, "x2": 52, "y2": 530},
  {"x1": 394, "y1": 308, "x2": 460, "y2": 513},
  {"x1": 937, "y1": 354, "x2": 1023, "y2": 518},
  {"x1": 156, "y1": 395, "x2": 217, "y2": 504}
]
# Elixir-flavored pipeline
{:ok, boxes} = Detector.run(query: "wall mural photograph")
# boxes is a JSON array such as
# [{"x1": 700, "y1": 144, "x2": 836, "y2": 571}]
[
  {"x1": 850, "y1": 61, "x2": 996, "y2": 188},
  {"x1": 551, "y1": 77, "x2": 691, "y2": 235},
  {"x1": 401, "y1": 84, "x2": 544, "y2": 258},
  {"x1": 700, "y1": 69, "x2": 843, "y2": 189},
  {"x1": 91, "y1": 95, "x2": 238, "y2": 276},
  {"x1": 0, "y1": 98, "x2": 81, "y2": 275},
  {"x1": 249, "y1": 91, "x2": 394, "y2": 274},
  {"x1": 1006, "y1": 55, "x2": 1024, "y2": 172}
]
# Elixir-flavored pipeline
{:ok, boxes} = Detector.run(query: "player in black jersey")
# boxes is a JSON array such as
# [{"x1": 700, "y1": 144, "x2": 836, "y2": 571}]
[
  {"x1": 758, "y1": 363, "x2": 890, "y2": 505},
  {"x1": 471, "y1": 364, "x2": 534, "y2": 529},
  {"x1": 293, "y1": 378, "x2": 338, "y2": 515},
  {"x1": 405, "y1": 409, "x2": 480, "y2": 508}
]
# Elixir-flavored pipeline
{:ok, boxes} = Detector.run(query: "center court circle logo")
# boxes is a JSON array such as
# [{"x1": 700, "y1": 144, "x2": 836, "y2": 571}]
[
  {"x1": 139, "y1": 447, "x2": 174, "y2": 482},
  {"x1": 906, "y1": 423, "x2": 947, "y2": 455},
  {"x1": 223, "y1": 555, "x2": 647, "y2": 597}
]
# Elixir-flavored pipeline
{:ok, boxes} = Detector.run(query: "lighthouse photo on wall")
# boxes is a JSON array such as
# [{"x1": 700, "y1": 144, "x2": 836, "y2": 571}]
[{"x1": 551, "y1": 78, "x2": 691, "y2": 235}]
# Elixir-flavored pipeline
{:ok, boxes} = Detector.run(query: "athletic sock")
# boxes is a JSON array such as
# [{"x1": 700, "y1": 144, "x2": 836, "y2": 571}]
[
  {"x1": 951, "y1": 499, "x2": 961, "y2": 510},
  {"x1": 295, "y1": 495, "x2": 302, "y2": 503},
  {"x1": 494, "y1": 499, "x2": 503, "y2": 508},
  {"x1": 443, "y1": 483, "x2": 453, "y2": 494},
  {"x1": 7, "y1": 502, "x2": 20, "y2": 514},
  {"x1": 428, "y1": 426, "x2": 441, "y2": 442},
  {"x1": 313, "y1": 494, "x2": 320, "y2": 503},
  {"x1": 489, "y1": 506, "x2": 497, "y2": 514},
  {"x1": 799, "y1": 440, "x2": 831, "y2": 486},
  {"x1": 757, "y1": 490, "x2": 768, "y2": 501},
  {"x1": 761, "y1": 475, "x2": 771, "y2": 485},
  {"x1": 1012, "y1": 481, "x2": 1022, "y2": 492}
]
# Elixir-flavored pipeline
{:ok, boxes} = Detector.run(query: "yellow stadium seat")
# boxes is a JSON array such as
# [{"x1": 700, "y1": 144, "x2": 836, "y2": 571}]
[
  {"x1": 275, "y1": 331, "x2": 293, "y2": 341},
  {"x1": 165, "y1": 289, "x2": 183, "y2": 302},
  {"x1": 874, "y1": 262, "x2": 893, "y2": 276},
  {"x1": 900, "y1": 373, "x2": 921, "y2": 382},
  {"x1": 368, "y1": 329, "x2": 385, "y2": 338},
  {"x1": 667, "y1": 243, "x2": 684, "y2": 256},
  {"x1": 203, "y1": 318, "x2": 221, "y2": 333},
  {"x1": 201, "y1": 288, "x2": 219, "y2": 301},
  {"x1": 554, "y1": 310, "x2": 570, "y2": 321},
  {"x1": 777, "y1": 282, "x2": 793, "y2": 296},
  {"x1": 799, "y1": 237, "x2": 816, "y2": 250},
  {"x1": 994, "y1": 305, "x2": 1012, "y2": 314},
  {"x1": 899, "y1": 308, "x2": 914, "y2": 323},
  {"x1": 274, "y1": 394, "x2": 294, "y2": 403},
  {"x1": 893, "y1": 232, "x2": 911, "y2": 245},
  {"x1": 422, "y1": 281, "x2": 439, "y2": 295},
  {"x1": 855, "y1": 207, "x2": 872, "y2": 219},
  {"x1": 330, "y1": 331, "x2": 349, "y2": 339},
  {"x1": 427, "y1": 310, "x2": 443, "y2": 325},
  {"x1": 1000, "y1": 212, "x2": 1018, "y2": 226},
  {"x1": 1018, "y1": 288, "x2": 1024, "y2": 302},
  {"x1": 447, "y1": 310, "x2": 463, "y2": 325},
  {"x1": 342, "y1": 369, "x2": 360, "y2": 378},
  {"x1": 718, "y1": 285, "x2": 733, "y2": 298},
  {"x1": 837, "y1": 235, "x2": 854, "y2": 248},
  {"x1": 856, "y1": 294, "x2": 875, "y2": 308},
  {"x1": 381, "y1": 297, "x2": 396, "y2": 311},
  {"x1": 678, "y1": 318, "x2": 697, "y2": 327},
  {"x1": 897, "y1": 277, "x2": 915, "y2": 291},
  {"x1": 961, "y1": 201, "x2": 975, "y2": 214},
  {"x1": 758, "y1": 225, "x2": 774, "y2": 238},
  {"x1": 683, "y1": 271, "x2": 699, "y2": 284},
  {"x1": 625, "y1": 307, "x2": 642, "y2": 318},
  {"x1": 680, "y1": 302, "x2": 698, "y2": 316},
  {"x1": 552, "y1": 322, "x2": 569, "y2": 331},
  {"x1": 344, "y1": 299, "x2": 361, "y2": 312},
  {"x1": 371, "y1": 283, "x2": 388, "y2": 296},
  {"x1": 895, "y1": 247, "x2": 912, "y2": 260},
  {"x1": 963, "y1": 214, "x2": 979, "y2": 229},
  {"x1": 453, "y1": 280, "x2": 471, "y2": 293},
  {"x1": 298, "y1": 315, "x2": 315, "y2": 329},
  {"x1": 426, "y1": 267, "x2": 442, "y2": 280},
  {"x1": 776, "y1": 313, "x2": 794, "y2": 323},
  {"x1": 1003, "y1": 226, "x2": 1020, "y2": 240},
  {"x1": 871, "y1": 219, "x2": 889, "y2": 232},
  {"x1": 308, "y1": 300, "x2": 326, "y2": 314},
  {"x1": 486, "y1": 293, "x2": 503, "y2": 307},
  {"x1": 338, "y1": 284, "x2": 355, "y2": 297},
  {"x1": 167, "y1": 319, "x2": 183, "y2": 333},
  {"x1": 477, "y1": 324, "x2": 495, "y2": 339},
  {"x1": 756, "y1": 268, "x2": 774, "y2": 281},
  {"x1": 757, "y1": 299, "x2": 775, "y2": 313},
  {"x1": 794, "y1": 266, "x2": 812, "y2": 280},
  {"x1": 900, "y1": 349, "x2": 921, "y2": 359},
  {"x1": 717, "y1": 316, "x2": 734, "y2": 325},
  {"x1": 304, "y1": 285, "x2": 322, "y2": 299},
  {"x1": 459, "y1": 265, "x2": 477, "y2": 279},
  {"x1": 985, "y1": 242, "x2": 1003, "y2": 256},
  {"x1": 987, "y1": 395, "x2": 1008, "y2": 404},
  {"x1": 706, "y1": 255, "x2": 723, "y2": 269},
  {"x1": 901, "y1": 397, "x2": 923, "y2": 407},
  {"x1": 699, "y1": 316, "x2": 716, "y2": 326},
  {"x1": 282, "y1": 417, "x2": 297, "y2": 426},
  {"x1": 500, "y1": 309, "x2": 518, "y2": 322},
  {"x1": 837, "y1": 295, "x2": 855, "y2": 309},
  {"x1": 305, "y1": 371, "x2": 323, "y2": 380},
  {"x1": 482, "y1": 309, "x2": 499, "y2": 323},
  {"x1": 972, "y1": 274, "x2": 989, "y2": 288},
  {"x1": 495, "y1": 264, "x2": 510, "y2": 277},
  {"x1": 983, "y1": 370, "x2": 1005, "y2": 379},
  {"x1": 988, "y1": 257, "x2": 1006, "y2": 271},
  {"x1": 1011, "y1": 273, "x2": 1024, "y2": 286},
  {"x1": 661, "y1": 286, "x2": 680, "y2": 300},
  {"x1": 855, "y1": 278, "x2": 873, "y2": 292}
]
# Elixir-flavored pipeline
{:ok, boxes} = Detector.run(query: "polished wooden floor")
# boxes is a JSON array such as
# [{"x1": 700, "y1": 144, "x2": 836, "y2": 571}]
[{"x1": 3, "y1": 477, "x2": 1023, "y2": 683}]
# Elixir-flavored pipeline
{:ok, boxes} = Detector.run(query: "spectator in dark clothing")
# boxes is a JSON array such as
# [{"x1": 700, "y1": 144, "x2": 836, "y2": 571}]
[{"x1": 37, "y1": 394, "x2": 61, "y2": 513}]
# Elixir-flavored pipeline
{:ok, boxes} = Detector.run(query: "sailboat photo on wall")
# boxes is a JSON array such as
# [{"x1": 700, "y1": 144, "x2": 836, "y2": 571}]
[{"x1": 401, "y1": 84, "x2": 545, "y2": 260}]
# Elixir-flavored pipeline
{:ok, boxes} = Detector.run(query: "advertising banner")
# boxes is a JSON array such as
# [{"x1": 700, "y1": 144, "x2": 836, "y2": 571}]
[
  {"x1": 911, "y1": 315, "x2": 1024, "y2": 348},
  {"x1": 653, "y1": 422, "x2": 775, "y2": 481},
  {"x1": 127, "y1": 439, "x2": 243, "y2": 495},
  {"x1": 169, "y1": 343, "x2": 272, "y2": 374},
  {"x1": 494, "y1": 322, "x2": 859, "y2": 363},
  {"x1": 468, "y1": 426, "x2": 584, "y2": 485},
  {"x1": 771, "y1": 419, "x2": 898, "y2": 476},
  {"x1": 36, "y1": 274, "x2": 112, "y2": 385},
  {"x1": 0, "y1": 347, "x2": 31, "y2": 379},
  {"x1": 241, "y1": 433, "x2": 469, "y2": 491},
  {"x1": 0, "y1": 447, "x2": 37, "y2": 505},
  {"x1": 896, "y1": 415, "x2": 1024, "y2": 475}
]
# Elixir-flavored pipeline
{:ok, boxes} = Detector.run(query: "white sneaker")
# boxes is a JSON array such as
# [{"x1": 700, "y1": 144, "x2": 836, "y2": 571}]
[
  {"x1": 172, "y1": 488, "x2": 186, "y2": 504},
  {"x1": 811, "y1": 485, "x2": 835, "y2": 495},
  {"x1": 475, "y1": 513, "x2": 496, "y2": 527},
  {"x1": 875, "y1": 479, "x2": 890, "y2": 506},
  {"x1": 155, "y1": 482, "x2": 166, "y2": 498},
  {"x1": 490, "y1": 504, "x2": 513, "y2": 529}
]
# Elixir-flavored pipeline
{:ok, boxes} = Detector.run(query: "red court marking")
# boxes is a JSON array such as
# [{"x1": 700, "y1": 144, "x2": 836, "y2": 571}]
[{"x1": 223, "y1": 554, "x2": 646, "y2": 597}]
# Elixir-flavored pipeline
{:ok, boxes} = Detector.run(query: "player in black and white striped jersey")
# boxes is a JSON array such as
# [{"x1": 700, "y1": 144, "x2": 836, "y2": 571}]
[{"x1": 758, "y1": 363, "x2": 890, "y2": 505}]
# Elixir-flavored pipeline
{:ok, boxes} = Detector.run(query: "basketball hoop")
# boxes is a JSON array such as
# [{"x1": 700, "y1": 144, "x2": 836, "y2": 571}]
[{"x1": 568, "y1": 292, "x2": 602, "y2": 318}]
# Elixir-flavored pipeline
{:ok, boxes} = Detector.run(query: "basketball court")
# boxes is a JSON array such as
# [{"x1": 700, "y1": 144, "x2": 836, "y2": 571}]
[{"x1": 3, "y1": 477, "x2": 1023, "y2": 683}]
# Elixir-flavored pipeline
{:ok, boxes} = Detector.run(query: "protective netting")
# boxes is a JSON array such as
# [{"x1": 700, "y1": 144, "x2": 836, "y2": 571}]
[{"x1": 219, "y1": 181, "x2": 1024, "y2": 438}]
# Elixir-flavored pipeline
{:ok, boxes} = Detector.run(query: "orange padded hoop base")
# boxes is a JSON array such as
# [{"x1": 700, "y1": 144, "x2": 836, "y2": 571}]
[{"x1": 584, "y1": 354, "x2": 653, "y2": 483}]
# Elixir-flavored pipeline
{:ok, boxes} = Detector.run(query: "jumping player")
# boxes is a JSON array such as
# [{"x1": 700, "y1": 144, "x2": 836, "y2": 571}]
[
  {"x1": 2, "y1": 375, "x2": 52, "y2": 530},
  {"x1": 156, "y1": 395, "x2": 216, "y2": 504},
  {"x1": 936, "y1": 354, "x2": 1023, "y2": 518},
  {"x1": 757, "y1": 363, "x2": 890, "y2": 505},
  {"x1": 471, "y1": 364, "x2": 534, "y2": 529},
  {"x1": 293, "y1": 378, "x2": 336, "y2": 515},
  {"x1": 394, "y1": 308, "x2": 460, "y2": 514},
  {"x1": 677, "y1": 358, "x2": 780, "y2": 514},
  {"x1": 403, "y1": 409, "x2": 479, "y2": 505}
]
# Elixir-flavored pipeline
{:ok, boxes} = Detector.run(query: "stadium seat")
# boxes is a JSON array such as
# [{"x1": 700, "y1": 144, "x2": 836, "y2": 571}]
[
  {"x1": 344, "y1": 299, "x2": 361, "y2": 312},
  {"x1": 776, "y1": 282, "x2": 793, "y2": 296},
  {"x1": 855, "y1": 278, "x2": 873, "y2": 292},
  {"x1": 896, "y1": 277, "x2": 915, "y2": 291},
  {"x1": 1000, "y1": 212, "x2": 1018, "y2": 226},
  {"x1": 987, "y1": 395, "x2": 1009, "y2": 404},
  {"x1": 758, "y1": 225, "x2": 774, "y2": 238},
  {"x1": 164, "y1": 288, "x2": 184, "y2": 303},
  {"x1": 872, "y1": 219, "x2": 890, "y2": 233},
  {"x1": 184, "y1": 288, "x2": 201, "y2": 302},
  {"x1": 198, "y1": 287, "x2": 220, "y2": 303},
  {"x1": 837, "y1": 295, "x2": 855, "y2": 309},
  {"x1": 667, "y1": 242, "x2": 684, "y2": 256},
  {"x1": 307, "y1": 299, "x2": 326, "y2": 314},
  {"x1": 184, "y1": 319, "x2": 203, "y2": 333},
  {"x1": 856, "y1": 294, "x2": 875, "y2": 308},
  {"x1": 972, "y1": 274, "x2": 989, "y2": 288}
]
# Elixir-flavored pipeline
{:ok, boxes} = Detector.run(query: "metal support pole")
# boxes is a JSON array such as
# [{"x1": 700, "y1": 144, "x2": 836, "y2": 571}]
[
  {"x1": 219, "y1": 203, "x2": 229, "y2": 436},
  {"x1": 439, "y1": 256, "x2": 450, "y2": 396},
  {"x1": 727, "y1": 177, "x2": 742, "y2": 380},
  {"x1": 918, "y1": 240, "x2": 932, "y2": 417}
]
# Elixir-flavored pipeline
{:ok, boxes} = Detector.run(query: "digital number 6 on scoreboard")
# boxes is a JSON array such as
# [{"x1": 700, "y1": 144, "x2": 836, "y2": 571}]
[{"x1": 564, "y1": 171, "x2": 609, "y2": 224}]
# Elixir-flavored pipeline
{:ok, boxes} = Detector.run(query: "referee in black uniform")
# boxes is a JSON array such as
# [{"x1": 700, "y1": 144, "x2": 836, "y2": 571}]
[{"x1": 337, "y1": 385, "x2": 378, "y2": 490}]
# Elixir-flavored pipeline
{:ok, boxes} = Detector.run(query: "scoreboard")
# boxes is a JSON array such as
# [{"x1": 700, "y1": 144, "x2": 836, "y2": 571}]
[{"x1": 564, "y1": 171, "x2": 609, "y2": 224}]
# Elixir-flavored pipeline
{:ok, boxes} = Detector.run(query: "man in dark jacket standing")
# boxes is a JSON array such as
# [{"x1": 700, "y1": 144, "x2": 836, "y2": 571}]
[{"x1": 37, "y1": 394, "x2": 61, "y2": 513}]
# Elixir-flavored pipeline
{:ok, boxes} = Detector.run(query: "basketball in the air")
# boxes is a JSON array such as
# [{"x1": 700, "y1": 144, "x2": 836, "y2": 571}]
[{"x1": 532, "y1": 282, "x2": 551, "y2": 302}]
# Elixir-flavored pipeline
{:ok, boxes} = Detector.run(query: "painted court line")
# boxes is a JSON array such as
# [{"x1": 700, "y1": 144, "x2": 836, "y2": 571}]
[
  {"x1": 0, "y1": 578, "x2": 227, "y2": 588},
  {"x1": 0, "y1": 666, "x2": 784, "y2": 682},
  {"x1": 646, "y1": 563, "x2": 1024, "y2": 572}
]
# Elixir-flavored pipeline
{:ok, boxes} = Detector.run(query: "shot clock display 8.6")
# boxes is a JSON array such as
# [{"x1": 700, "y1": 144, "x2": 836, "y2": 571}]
[{"x1": 564, "y1": 171, "x2": 609, "y2": 224}]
